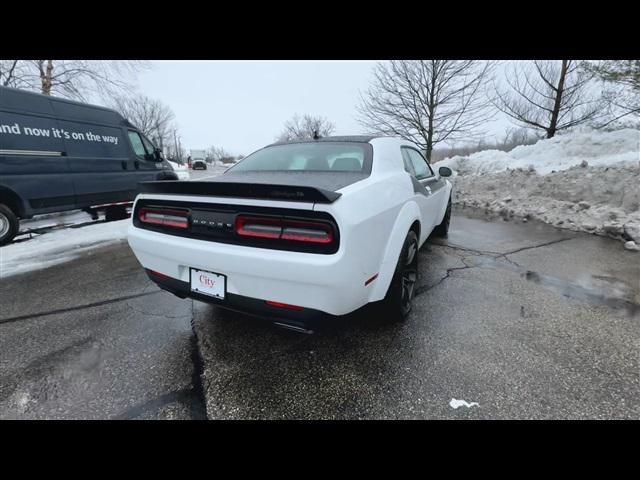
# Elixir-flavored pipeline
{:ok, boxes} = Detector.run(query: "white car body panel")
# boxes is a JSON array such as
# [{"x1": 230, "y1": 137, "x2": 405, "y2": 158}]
[
  {"x1": 127, "y1": 136, "x2": 452, "y2": 317},
  {"x1": 167, "y1": 160, "x2": 190, "y2": 181}
]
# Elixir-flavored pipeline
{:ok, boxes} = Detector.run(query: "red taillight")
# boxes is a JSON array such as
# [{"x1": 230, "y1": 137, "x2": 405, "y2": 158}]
[
  {"x1": 280, "y1": 219, "x2": 333, "y2": 244},
  {"x1": 265, "y1": 300, "x2": 304, "y2": 311},
  {"x1": 139, "y1": 207, "x2": 189, "y2": 229},
  {"x1": 235, "y1": 216, "x2": 282, "y2": 239},
  {"x1": 235, "y1": 215, "x2": 333, "y2": 244}
]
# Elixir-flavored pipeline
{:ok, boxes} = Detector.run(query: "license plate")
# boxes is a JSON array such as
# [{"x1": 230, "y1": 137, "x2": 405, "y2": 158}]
[{"x1": 190, "y1": 268, "x2": 226, "y2": 299}]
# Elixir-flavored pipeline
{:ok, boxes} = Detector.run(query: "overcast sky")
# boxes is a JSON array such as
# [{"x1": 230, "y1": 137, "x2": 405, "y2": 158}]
[{"x1": 136, "y1": 61, "x2": 509, "y2": 156}]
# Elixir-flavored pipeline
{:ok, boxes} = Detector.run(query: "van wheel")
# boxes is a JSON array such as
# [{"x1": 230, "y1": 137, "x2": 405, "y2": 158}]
[
  {"x1": 0, "y1": 204, "x2": 19, "y2": 246},
  {"x1": 380, "y1": 230, "x2": 418, "y2": 323},
  {"x1": 105, "y1": 205, "x2": 129, "y2": 222}
]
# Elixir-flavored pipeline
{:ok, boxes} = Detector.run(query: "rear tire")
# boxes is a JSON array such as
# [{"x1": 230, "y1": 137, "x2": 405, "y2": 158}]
[
  {"x1": 432, "y1": 196, "x2": 452, "y2": 238},
  {"x1": 380, "y1": 230, "x2": 418, "y2": 323},
  {"x1": 0, "y1": 203, "x2": 19, "y2": 246}
]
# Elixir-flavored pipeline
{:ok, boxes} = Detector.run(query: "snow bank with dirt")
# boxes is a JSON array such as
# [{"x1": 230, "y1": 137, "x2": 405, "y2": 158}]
[
  {"x1": 439, "y1": 128, "x2": 639, "y2": 176},
  {"x1": 0, "y1": 220, "x2": 129, "y2": 278},
  {"x1": 440, "y1": 128, "x2": 640, "y2": 250}
]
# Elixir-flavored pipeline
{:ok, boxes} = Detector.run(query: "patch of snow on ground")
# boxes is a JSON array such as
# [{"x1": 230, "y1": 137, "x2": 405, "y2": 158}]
[
  {"x1": 450, "y1": 398, "x2": 479, "y2": 409},
  {"x1": 167, "y1": 160, "x2": 187, "y2": 170},
  {"x1": 438, "y1": 128, "x2": 640, "y2": 249},
  {"x1": 0, "y1": 219, "x2": 129, "y2": 278}
]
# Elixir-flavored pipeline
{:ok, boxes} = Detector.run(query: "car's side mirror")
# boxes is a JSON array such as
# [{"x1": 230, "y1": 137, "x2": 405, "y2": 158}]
[
  {"x1": 154, "y1": 147, "x2": 164, "y2": 162},
  {"x1": 439, "y1": 166, "x2": 452, "y2": 177}
]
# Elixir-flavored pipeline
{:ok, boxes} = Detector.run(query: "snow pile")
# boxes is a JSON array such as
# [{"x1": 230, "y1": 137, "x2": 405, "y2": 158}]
[
  {"x1": 168, "y1": 160, "x2": 187, "y2": 171},
  {"x1": 439, "y1": 128, "x2": 639, "y2": 176},
  {"x1": 0, "y1": 220, "x2": 129, "y2": 278},
  {"x1": 441, "y1": 128, "x2": 640, "y2": 250}
]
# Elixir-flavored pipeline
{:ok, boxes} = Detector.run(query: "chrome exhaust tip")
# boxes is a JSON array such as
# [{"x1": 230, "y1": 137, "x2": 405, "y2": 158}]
[{"x1": 273, "y1": 322, "x2": 314, "y2": 334}]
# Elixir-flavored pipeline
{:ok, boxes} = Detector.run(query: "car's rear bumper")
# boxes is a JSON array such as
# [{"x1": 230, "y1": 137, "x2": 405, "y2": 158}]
[
  {"x1": 127, "y1": 224, "x2": 373, "y2": 316},
  {"x1": 145, "y1": 269, "x2": 331, "y2": 327}
]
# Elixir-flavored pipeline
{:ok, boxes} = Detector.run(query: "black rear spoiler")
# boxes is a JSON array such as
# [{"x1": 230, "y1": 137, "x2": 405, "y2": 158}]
[{"x1": 139, "y1": 181, "x2": 342, "y2": 204}]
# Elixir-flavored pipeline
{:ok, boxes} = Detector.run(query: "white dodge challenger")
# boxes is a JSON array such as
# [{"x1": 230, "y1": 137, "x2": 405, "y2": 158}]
[{"x1": 127, "y1": 136, "x2": 453, "y2": 329}]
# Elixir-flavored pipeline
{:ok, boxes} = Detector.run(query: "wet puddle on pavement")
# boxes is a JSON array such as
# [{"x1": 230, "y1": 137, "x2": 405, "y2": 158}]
[{"x1": 461, "y1": 252, "x2": 640, "y2": 316}]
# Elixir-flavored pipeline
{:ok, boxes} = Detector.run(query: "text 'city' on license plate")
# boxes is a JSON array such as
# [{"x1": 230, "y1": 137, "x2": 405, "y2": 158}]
[{"x1": 190, "y1": 268, "x2": 226, "y2": 299}]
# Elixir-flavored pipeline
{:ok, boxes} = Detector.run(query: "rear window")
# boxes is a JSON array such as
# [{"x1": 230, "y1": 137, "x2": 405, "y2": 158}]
[{"x1": 229, "y1": 142, "x2": 373, "y2": 173}]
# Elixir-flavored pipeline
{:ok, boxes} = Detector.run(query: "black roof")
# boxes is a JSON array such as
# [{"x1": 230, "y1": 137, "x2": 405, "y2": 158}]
[
  {"x1": 0, "y1": 85, "x2": 128, "y2": 127},
  {"x1": 267, "y1": 135, "x2": 379, "y2": 147}
]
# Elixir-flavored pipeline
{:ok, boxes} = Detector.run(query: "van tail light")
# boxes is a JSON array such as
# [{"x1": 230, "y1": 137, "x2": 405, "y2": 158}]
[
  {"x1": 235, "y1": 215, "x2": 333, "y2": 244},
  {"x1": 139, "y1": 207, "x2": 189, "y2": 229}
]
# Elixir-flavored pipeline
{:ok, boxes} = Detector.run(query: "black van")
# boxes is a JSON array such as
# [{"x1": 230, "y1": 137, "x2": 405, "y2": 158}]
[{"x1": 0, "y1": 86, "x2": 178, "y2": 245}]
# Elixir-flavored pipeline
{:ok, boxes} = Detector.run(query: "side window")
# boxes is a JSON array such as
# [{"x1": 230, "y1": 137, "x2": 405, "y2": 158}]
[
  {"x1": 401, "y1": 148, "x2": 415, "y2": 175},
  {"x1": 405, "y1": 148, "x2": 434, "y2": 180},
  {"x1": 128, "y1": 131, "x2": 146, "y2": 157},
  {"x1": 141, "y1": 135, "x2": 156, "y2": 156}
]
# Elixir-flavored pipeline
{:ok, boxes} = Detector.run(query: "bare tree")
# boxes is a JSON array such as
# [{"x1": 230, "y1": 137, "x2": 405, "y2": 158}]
[
  {"x1": 584, "y1": 60, "x2": 640, "y2": 127},
  {"x1": 108, "y1": 94, "x2": 176, "y2": 149},
  {"x1": 0, "y1": 60, "x2": 148, "y2": 102},
  {"x1": 206, "y1": 145, "x2": 232, "y2": 163},
  {"x1": 357, "y1": 60, "x2": 495, "y2": 161},
  {"x1": 165, "y1": 129, "x2": 186, "y2": 163},
  {"x1": 499, "y1": 127, "x2": 540, "y2": 151},
  {"x1": 0, "y1": 60, "x2": 33, "y2": 88},
  {"x1": 277, "y1": 114, "x2": 335, "y2": 141},
  {"x1": 493, "y1": 60, "x2": 602, "y2": 138}
]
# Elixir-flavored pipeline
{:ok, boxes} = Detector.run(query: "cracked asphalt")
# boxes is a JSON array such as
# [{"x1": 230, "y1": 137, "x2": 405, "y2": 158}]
[
  {"x1": 0, "y1": 242, "x2": 203, "y2": 420},
  {"x1": 1, "y1": 210, "x2": 638, "y2": 419}
]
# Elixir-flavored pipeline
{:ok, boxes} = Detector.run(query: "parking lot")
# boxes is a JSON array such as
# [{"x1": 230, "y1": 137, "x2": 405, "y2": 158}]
[{"x1": 1, "y1": 209, "x2": 637, "y2": 419}]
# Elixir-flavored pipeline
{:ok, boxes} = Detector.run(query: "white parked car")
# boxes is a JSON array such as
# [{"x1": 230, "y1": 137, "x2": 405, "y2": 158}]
[
  {"x1": 127, "y1": 136, "x2": 453, "y2": 329},
  {"x1": 167, "y1": 160, "x2": 190, "y2": 181}
]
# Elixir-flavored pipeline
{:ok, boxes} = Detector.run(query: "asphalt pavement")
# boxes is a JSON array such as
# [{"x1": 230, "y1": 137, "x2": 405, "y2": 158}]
[{"x1": 0, "y1": 210, "x2": 638, "y2": 419}]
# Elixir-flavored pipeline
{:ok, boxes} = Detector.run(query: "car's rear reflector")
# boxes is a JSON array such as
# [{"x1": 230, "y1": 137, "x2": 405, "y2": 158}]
[
  {"x1": 235, "y1": 215, "x2": 333, "y2": 244},
  {"x1": 147, "y1": 269, "x2": 172, "y2": 280},
  {"x1": 139, "y1": 207, "x2": 189, "y2": 229},
  {"x1": 265, "y1": 300, "x2": 304, "y2": 311},
  {"x1": 365, "y1": 273, "x2": 378, "y2": 286}
]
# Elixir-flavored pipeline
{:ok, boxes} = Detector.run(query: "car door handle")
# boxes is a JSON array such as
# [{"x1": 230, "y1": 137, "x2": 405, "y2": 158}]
[{"x1": 121, "y1": 160, "x2": 128, "y2": 170}]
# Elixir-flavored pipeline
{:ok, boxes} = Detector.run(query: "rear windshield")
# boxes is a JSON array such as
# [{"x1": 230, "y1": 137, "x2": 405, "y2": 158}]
[{"x1": 229, "y1": 142, "x2": 373, "y2": 173}]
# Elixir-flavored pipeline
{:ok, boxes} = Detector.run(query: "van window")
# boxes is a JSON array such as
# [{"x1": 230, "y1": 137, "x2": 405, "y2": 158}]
[
  {"x1": 58, "y1": 120, "x2": 127, "y2": 158},
  {"x1": 141, "y1": 135, "x2": 156, "y2": 156},
  {"x1": 128, "y1": 131, "x2": 146, "y2": 157}
]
